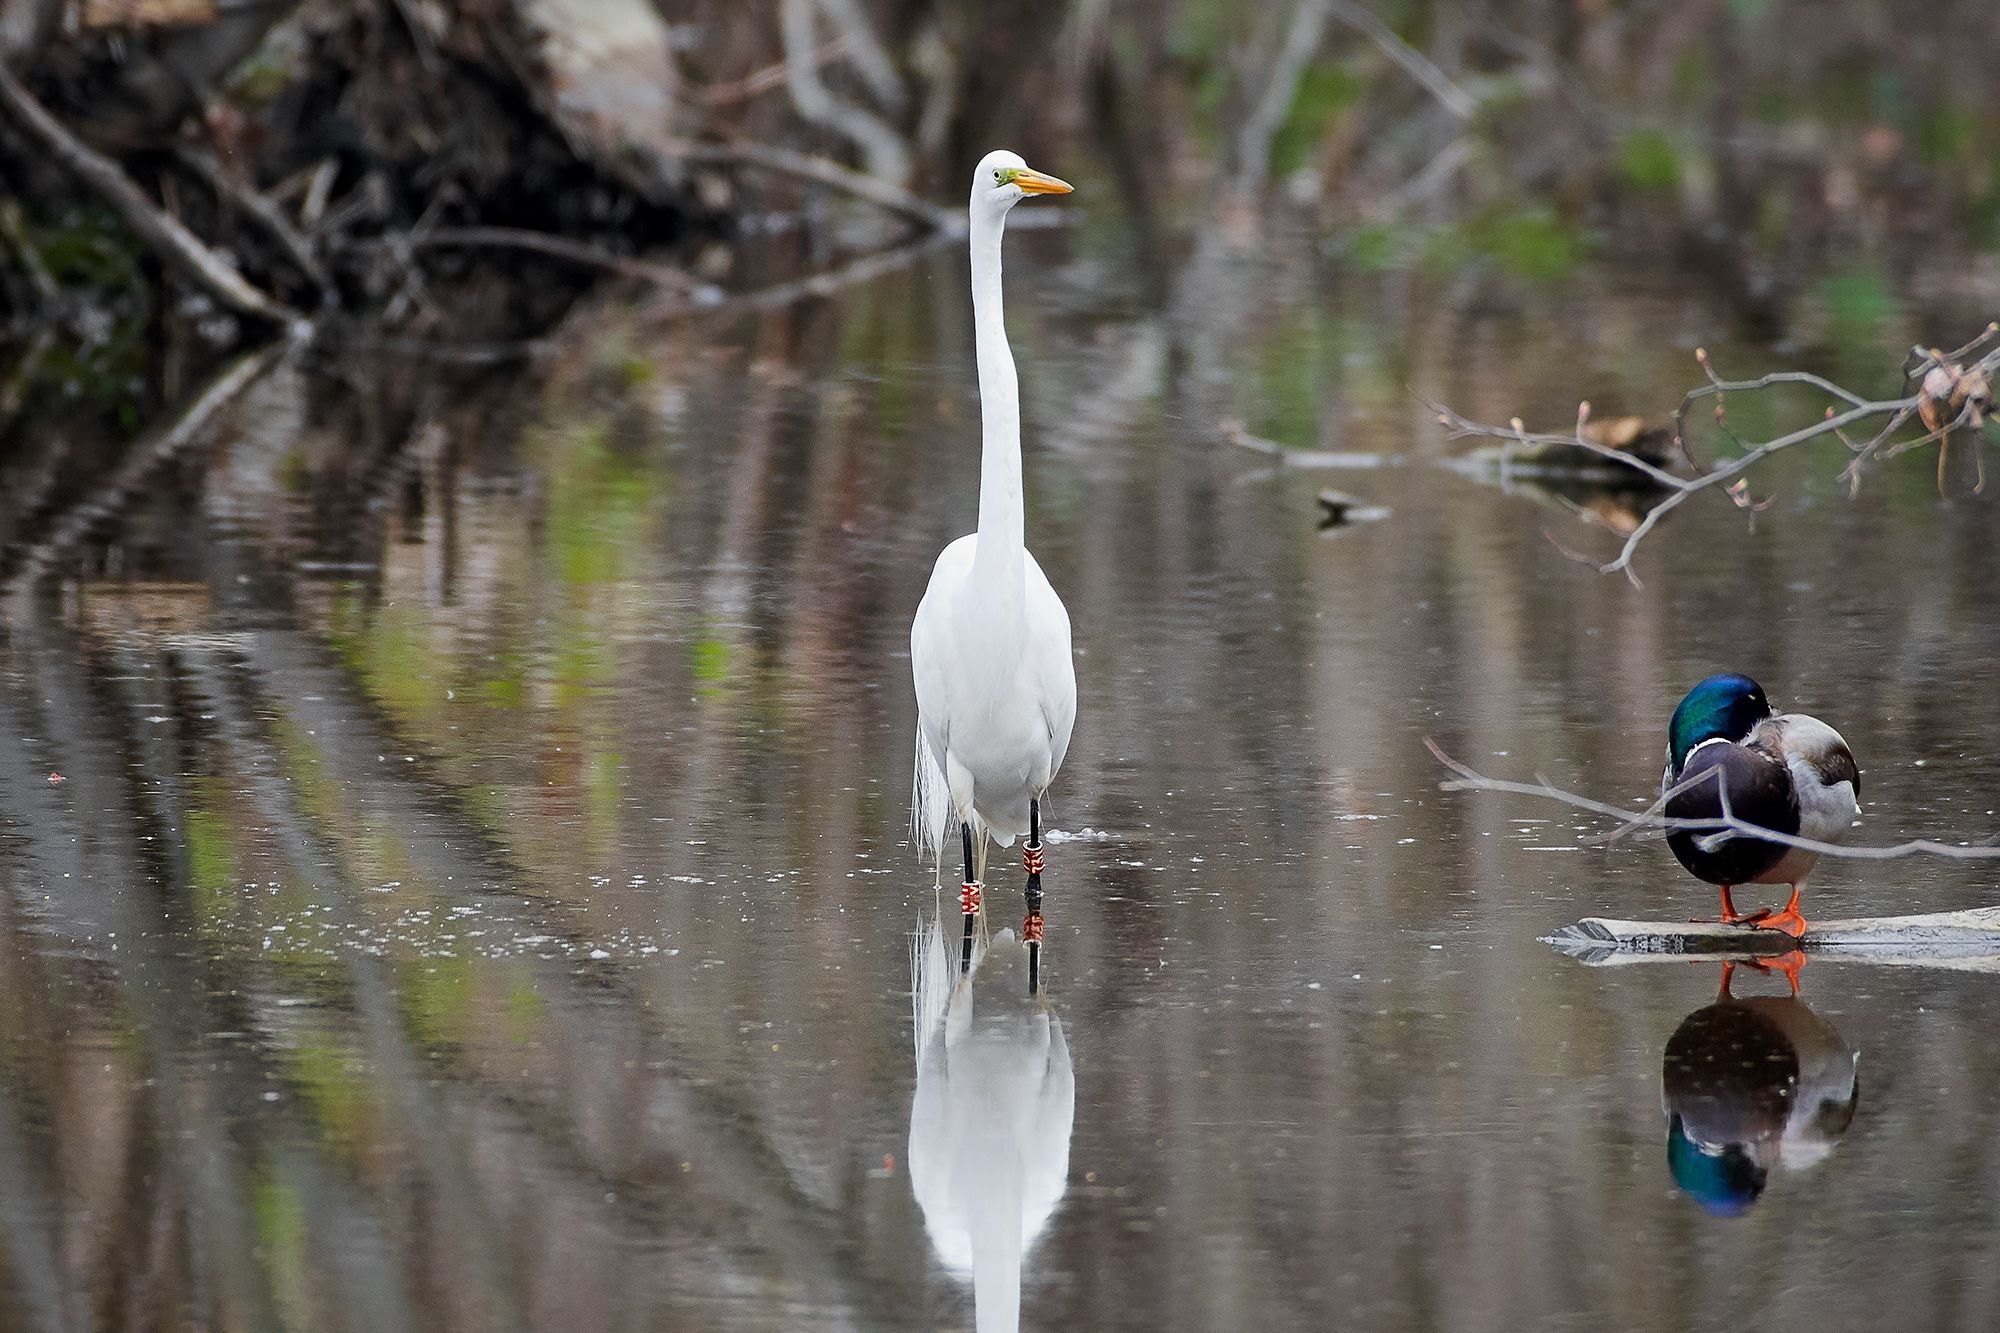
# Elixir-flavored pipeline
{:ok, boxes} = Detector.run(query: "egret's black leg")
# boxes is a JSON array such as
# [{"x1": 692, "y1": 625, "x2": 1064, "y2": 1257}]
[
  {"x1": 1023, "y1": 798, "x2": 1045, "y2": 993},
  {"x1": 959, "y1": 821, "x2": 979, "y2": 974}
]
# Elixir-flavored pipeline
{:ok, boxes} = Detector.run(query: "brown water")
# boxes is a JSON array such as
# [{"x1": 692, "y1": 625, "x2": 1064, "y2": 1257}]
[{"x1": 3, "y1": 220, "x2": 2000, "y2": 1332}]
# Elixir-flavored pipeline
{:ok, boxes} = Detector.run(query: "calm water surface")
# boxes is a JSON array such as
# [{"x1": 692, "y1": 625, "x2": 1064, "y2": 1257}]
[{"x1": 2, "y1": 222, "x2": 1999, "y2": 1331}]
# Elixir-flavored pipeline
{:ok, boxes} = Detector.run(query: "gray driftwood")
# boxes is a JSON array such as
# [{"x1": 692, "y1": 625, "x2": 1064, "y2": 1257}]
[{"x1": 1545, "y1": 907, "x2": 2000, "y2": 972}]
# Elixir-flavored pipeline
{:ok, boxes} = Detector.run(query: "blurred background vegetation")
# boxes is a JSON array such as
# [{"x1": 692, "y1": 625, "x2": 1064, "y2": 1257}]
[{"x1": 3, "y1": 0, "x2": 1998, "y2": 342}]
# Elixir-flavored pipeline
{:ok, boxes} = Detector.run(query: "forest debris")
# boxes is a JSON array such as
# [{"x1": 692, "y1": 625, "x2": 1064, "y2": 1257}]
[
  {"x1": 522, "y1": 0, "x2": 683, "y2": 192},
  {"x1": 174, "y1": 145, "x2": 330, "y2": 294},
  {"x1": 1316, "y1": 488, "x2": 1390, "y2": 529},
  {"x1": 0, "y1": 199, "x2": 57, "y2": 307},
  {"x1": 367, "y1": 226, "x2": 721, "y2": 300},
  {"x1": 1447, "y1": 405, "x2": 1676, "y2": 481},
  {"x1": 1433, "y1": 333, "x2": 2000, "y2": 583},
  {"x1": 6, "y1": 337, "x2": 297, "y2": 594},
  {"x1": 1915, "y1": 357, "x2": 1991, "y2": 434},
  {"x1": 79, "y1": 0, "x2": 216, "y2": 29},
  {"x1": 0, "y1": 62, "x2": 302, "y2": 328},
  {"x1": 667, "y1": 138, "x2": 960, "y2": 233}
]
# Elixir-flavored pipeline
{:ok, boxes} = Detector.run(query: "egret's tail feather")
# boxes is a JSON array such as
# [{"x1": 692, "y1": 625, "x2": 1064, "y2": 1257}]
[
  {"x1": 913, "y1": 731, "x2": 953, "y2": 873},
  {"x1": 911, "y1": 912, "x2": 955, "y2": 1064}
]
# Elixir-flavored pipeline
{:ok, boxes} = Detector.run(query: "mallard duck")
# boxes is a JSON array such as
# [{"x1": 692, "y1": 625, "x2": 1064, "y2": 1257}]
[
  {"x1": 1662, "y1": 673, "x2": 1860, "y2": 937},
  {"x1": 1662, "y1": 962, "x2": 1860, "y2": 1215}
]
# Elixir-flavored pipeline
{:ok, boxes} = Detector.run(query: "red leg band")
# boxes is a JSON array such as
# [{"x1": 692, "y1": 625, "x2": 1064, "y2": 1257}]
[
  {"x1": 1023, "y1": 844, "x2": 1045, "y2": 875},
  {"x1": 1022, "y1": 913, "x2": 1044, "y2": 944},
  {"x1": 959, "y1": 882, "x2": 981, "y2": 915}
]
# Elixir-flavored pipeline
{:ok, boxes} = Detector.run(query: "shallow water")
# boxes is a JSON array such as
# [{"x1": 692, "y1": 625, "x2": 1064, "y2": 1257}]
[{"x1": 3, "y1": 221, "x2": 2000, "y2": 1331}]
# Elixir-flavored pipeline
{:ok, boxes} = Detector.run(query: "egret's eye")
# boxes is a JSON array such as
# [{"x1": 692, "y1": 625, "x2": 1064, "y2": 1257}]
[{"x1": 993, "y1": 169, "x2": 1003, "y2": 183}]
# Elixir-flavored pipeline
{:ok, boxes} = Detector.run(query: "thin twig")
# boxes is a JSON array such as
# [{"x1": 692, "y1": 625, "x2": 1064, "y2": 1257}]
[
  {"x1": 698, "y1": 35, "x2": 851, "y2": 106},
  {"x1": 1426, "y1": 738, "x2": 2000, "y2": 862},
  {"x1": 174, "y1": 144, "x2": 331, "y2": 293},
  {"x1": 1324, "y1": 0, "x2": 1476, "y2": 121},
  {"x1": 642, "y1": 228, "x2": 956, "y2": 324},
  {"x1": 0, "y1": 61, "x2": 302, "y2": 328},
  {"x1": 0, "y1": 199, "x2": 57, "y2": 307},
  {"x1": 1432, "y1": 337, "x2": 2000, "y2": 583},
  {"x1": 667, "y1": 138, "x2": 961, "y2": 234},
  {"x1": 351, "y1": 226, "x2": 721, "y2": 300}
]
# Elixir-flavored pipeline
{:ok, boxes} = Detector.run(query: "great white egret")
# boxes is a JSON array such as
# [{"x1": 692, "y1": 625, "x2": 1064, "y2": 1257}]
[
  {"x1": 1660, "y1": 673, "x2": 1859, "y2": 938},
  {"x1": 911, "y1": 150, "x2": 1078, "y2": 988},
  {"x1": 909, "y1": 918, "x2": 1075, "y2": 1333}
]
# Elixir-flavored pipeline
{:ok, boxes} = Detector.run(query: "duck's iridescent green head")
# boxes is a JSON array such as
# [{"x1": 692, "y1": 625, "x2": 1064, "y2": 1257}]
[
  {"x1": 1667, "y1": 1115, "x2": 1766, "y2": 1216},
  {"x1": 1668, "y1": 673, "x2": 1772, "y2": 772}
]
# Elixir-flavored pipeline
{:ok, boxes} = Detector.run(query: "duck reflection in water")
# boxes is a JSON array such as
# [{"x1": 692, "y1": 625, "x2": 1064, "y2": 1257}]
[
  {"x1": 909, "y1": 918, "x2": 1075, "y2": 1333},
  {"x1": 1663, "y1": 956, "x2": 1860, "y2": 1215}
]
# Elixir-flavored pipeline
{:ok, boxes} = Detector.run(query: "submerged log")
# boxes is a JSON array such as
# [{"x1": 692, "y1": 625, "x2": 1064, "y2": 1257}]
[{"x1": 1546, "y1": 907, "x2": 2000, "y2": 970}]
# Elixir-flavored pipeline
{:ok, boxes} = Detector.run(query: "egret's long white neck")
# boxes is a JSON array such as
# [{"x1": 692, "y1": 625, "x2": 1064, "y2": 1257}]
[{"x1": 969, "y1": 202, "x2": 1025, "y2": 603}]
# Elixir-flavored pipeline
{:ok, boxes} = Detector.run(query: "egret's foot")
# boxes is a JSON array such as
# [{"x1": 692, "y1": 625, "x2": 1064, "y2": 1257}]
[
  {"x1": 1023, "y1": 912, "x2": 1044, "y2": 994},
  {"x1": 959, "y1": 881, "x2": 982, "y2": 974}
]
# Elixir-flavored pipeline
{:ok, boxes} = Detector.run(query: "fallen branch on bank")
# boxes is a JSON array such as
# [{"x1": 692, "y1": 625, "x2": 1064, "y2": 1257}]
[
  {"x1": 0, "y1": 62, "x2": 303, "y2": 329},
  {"x1": 1431, "y1": 328, "x2": 2000, "y2": 584}
]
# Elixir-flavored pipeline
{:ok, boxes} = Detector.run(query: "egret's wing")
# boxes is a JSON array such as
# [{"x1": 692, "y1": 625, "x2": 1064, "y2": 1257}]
[
  {"x1": 911, "y1": 536, "x2": 978, "y2": 864},
  {"x1": 1024, "y1": 553, "x2": 1077, "y2": 785}
]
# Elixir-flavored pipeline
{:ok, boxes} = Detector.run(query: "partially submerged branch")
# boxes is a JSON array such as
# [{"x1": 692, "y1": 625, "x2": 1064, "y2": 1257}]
[
  {"x1": 5, "y1": 336, "x2": 297, "y2": 595},
  {"x1": 1425, "y1": 738, "x2": 2000, "y2": 863},
  {"x1": 1431, "y1": 331, "x2": 2000, "y2": 583}
]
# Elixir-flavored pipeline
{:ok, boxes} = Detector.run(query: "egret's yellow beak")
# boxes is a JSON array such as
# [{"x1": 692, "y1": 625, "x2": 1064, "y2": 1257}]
[{"x1": 1012, "y1": 167, "x2": 1073, "y2": 196}]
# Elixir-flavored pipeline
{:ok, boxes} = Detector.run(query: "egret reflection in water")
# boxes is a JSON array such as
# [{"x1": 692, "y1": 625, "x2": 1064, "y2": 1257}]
[
  {"x1": 909, "y1": 917, "x2": 1075, "y2": 1333},
  {"x1": 1662, "y1": 959, "x2": 1861, "y2": 1215}
]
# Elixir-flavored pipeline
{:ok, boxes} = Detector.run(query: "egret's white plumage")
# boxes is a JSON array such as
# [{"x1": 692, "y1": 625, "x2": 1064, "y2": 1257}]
[{"x1": 912, "y1": 150, "x2": 1078, "y2": 874}]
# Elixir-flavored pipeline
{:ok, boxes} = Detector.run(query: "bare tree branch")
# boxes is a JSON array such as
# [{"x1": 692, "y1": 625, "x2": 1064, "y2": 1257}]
[
  {"x1": 779, "y1": 0, "x2": 910, "y2": 184},
  {"x1": 352, "y1": 226, "x2": 722, "y2": 300},
  {"x1": 667, "y1": 137, "x2": 960, "y2": 233},
  {"x1": 1324, "y1": 0, "x2": 1476, "y2": 121},
  {"x1": 1431, "y1": 335, "x2": 2000, "y2": 584},
  {"x1": 1426, "y1": 738, "x2": 2000, "y2": 862},
  {"x1": 0, "y1": 62, "x2": 303, "y2": 328},
  {"x1": 173, "y1": 144, "x2": 331, "y2": 294}
]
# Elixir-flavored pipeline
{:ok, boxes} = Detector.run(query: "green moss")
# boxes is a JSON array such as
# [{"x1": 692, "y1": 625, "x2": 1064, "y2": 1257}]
[
  {"x1": 1615, "y1": 129, "x2": 1682, "y2": 194},
  {"x1": 1470, "y1": 207, "x2": 1585, "y2": 283},
  {"x1": 504, "y1": 980, "x2": 545, "y2": 1045},
  {"x1": 1917, "y1": 104, "x2": 1982, "y2": 169},
  {"x1": 254, "y1": 1169, "x2": 310, "y2": 1317},
  {"x1": 1817, "y1": 263, "x2": 1901, "y2": 352},
  {"x1": 284, "y1": 1038, "x2": 373, "y2": 1155},
  {"x1": 1342, "y1": 221, "x2": 1401, "y2": 273},
  {"x1": 1270, "y1": 61, "x2": 1366, "y2": 179},
  {"x1": 402, "y1": 954, "x2": 477, "y2": 1050}
]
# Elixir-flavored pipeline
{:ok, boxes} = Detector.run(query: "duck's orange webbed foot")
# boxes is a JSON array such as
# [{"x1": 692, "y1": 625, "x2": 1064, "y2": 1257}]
[
  {"x1": 1698, "y1": 885, "x2": 1808, "y2": 939},
  {"x1": 1749, "y1": 949, "x2": 1808, "y2": 996},
  {"x1": 1745, "y1": 887, "x2": 1808, "y2": 940},
  {"x1": 1695, "y1": 885, "x2": 1760, "y2": 925}
]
